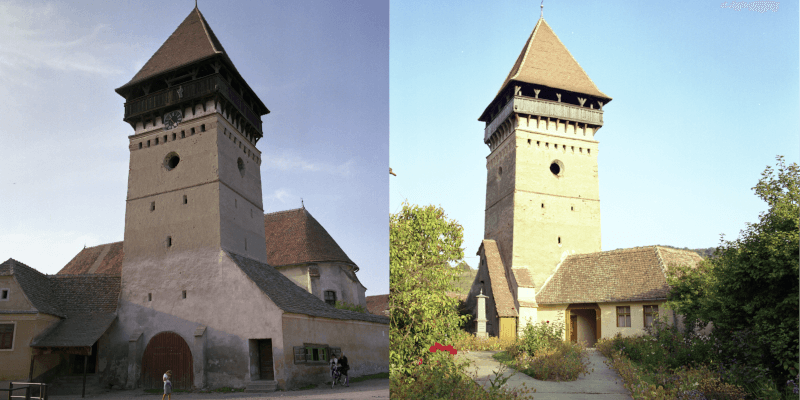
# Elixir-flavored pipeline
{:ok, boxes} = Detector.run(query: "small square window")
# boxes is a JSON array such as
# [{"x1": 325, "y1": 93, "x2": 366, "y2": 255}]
[
  {"x1": 139, "y1": 142, "x2": 143, "y2": 149},
  {"x1": 172, "y1": 133, "x2": 176, "y2": 140},
  {"x1": 644, "y1": 305, "x2": 659, "y2": 328},
  {"x1": 191, "y1": 128, "x2": 195, "y2": 135},
  {"x1": 324, "y1": 291, "x2": 336, "y2": 306},
  {"x1": 201, "y1": 124, "x2": 205, "y2": 132},
  {"x1": 163, "y1": 135, "x2": 167, "y2": 142}
]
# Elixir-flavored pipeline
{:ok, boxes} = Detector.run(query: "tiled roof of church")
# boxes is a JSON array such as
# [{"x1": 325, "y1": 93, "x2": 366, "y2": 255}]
[
  {"x1": 59, "y1": 242, "x2": 124, "y2": 275},
  {"x1": 1, "y1": 258, "x2": 63, "y2": 317},
  {"x1": 32, "y1": 275, "x2": 120, "y2": 347},
  {"x1": 497, "y1": 18, "x2": 610, "y2": 100},
  {"x1": 264, "y1": 208, "x2": 357, "y2": 269},
  {"x1": 117, "y1": 7, "x2": 226, "y2": 90},
  {"x1": 227, "y1": 252, "x2": 388, "y2": 324},
  {"x1": 479, "y1": 240, "x2": 518, "y2": 317},
  {"x1": 1, "y1": 258, "x2": 120, "y2": 347},
  {"x1": 365, "y1": 294, "x2": 388, "y2": 316},
  {"x1": 535, "y1": 246, "x2": 703, "y2": 304}
]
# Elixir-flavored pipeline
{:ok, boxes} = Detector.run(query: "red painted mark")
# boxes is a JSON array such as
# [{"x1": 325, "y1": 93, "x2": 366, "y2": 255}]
[{"x1": 429, "y1": 342, "x2": 457, "y2": 356}]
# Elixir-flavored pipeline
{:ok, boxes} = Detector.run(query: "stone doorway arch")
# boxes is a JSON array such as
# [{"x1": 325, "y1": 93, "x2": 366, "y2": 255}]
[{"x1": 142, "y1": 331, "x2": 194, "y2": 390}]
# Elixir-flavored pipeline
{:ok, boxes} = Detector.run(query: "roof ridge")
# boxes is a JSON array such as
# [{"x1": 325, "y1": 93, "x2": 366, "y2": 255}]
[
  {"x1": 264, "y1": 207, "x2": 304, "y2": 217},
  {"x1": 540, "y1": 18, "x2": 605, "y2": 97},
  {"x1": 195, "y1": 8, "x2": 223, "y2": 55}
]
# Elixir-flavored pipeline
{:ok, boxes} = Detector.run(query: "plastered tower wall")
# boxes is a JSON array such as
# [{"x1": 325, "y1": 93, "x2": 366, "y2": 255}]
[
  {"x1": 512, "y1": 116, "x2": 601, "y2": 289},
  {"x1": 123, "y1": 102, "x2": 267, "y2": 264},
  {"x1": 484, "y1": 133, "x2": 518, "y2": 276}
]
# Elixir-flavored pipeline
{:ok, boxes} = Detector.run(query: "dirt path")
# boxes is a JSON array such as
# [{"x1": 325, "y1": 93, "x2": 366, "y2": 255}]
[{"x1": 458, "y1": 349, "x2": 632, "y2": 400}]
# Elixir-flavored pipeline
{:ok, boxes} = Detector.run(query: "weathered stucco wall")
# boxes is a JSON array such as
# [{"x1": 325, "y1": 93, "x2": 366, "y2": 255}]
[
  {"x1": 278, "y1": 263, "x2": 367, "y2": 308},
  {"x1": 600, "y1": 301, "x2": 673, "y2": 338},
  {"x1": 0, "y1": 276, "x2": 34, "y2": 311},
  {"x1": 281, "y1": 314, "x2": 388, "y2": 389},
  {"x1": 113, "y1": 249, "x2": 285, "y2": 389},
  {"x1": 536, "y1": 305, "x2": 568, "y2": 340},
  {"x1": 0, "y1": 313, "x2": 61, "y2": 380}
]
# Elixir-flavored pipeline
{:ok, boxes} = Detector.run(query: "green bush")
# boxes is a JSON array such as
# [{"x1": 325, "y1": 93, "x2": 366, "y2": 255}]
[
  {"x1": 509, "y1": 340, "x2": 588, "y2": 381},
  {"x1": 334, "y1": 300, "x2": 367, "y2": 313},
  {"x1": 517, "y1": 318, "x2": 564, "y2": 357},
  {"x1": 452, "y1": 330, "x2": 517, "y2": 352},
  {"x1": 389, "y1": 351, "x2": 533, "y2": 399}
]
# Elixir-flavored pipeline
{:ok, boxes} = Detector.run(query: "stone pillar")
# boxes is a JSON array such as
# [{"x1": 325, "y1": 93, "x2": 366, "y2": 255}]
[
  {"x1": 126, "y1": 331, "x2": 143, "y2": 389},
  {"x1": 476, "y1": 289, "x2": 488, "y2": 338},
  {"x1": 193, "y1": 326, "x2": 207, "y2": 389}
]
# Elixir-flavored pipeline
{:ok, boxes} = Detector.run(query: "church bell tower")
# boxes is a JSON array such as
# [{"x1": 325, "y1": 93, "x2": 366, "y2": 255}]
[
  {"x1": 480, "y1": 18, "x2": 612, "y2": 295},
  {"x1": 115, "y1": 6, "x2": 270, "y2": 265}
]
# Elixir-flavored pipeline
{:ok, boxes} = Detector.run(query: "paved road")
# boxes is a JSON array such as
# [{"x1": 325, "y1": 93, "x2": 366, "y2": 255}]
[
  {"x1": 43, "y1": 379, "x2": 388, "y2": 400},
  {"x1": 459, "y1": 349, "x2": 632, "y2": 400}
]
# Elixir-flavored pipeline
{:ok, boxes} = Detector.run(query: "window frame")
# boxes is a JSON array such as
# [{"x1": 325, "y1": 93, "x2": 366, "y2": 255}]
[
  {"x1": 293, "y1": 344, "x2": 340, "y2": 365},
  {"x1": 0, "y1": 322, "x2": 16, "y2": 351},
  {"x1": 643, "y1": 305, "x2": 659, "y2": 328},
  {"x1": 616, "y1": 306, "x2": 631, "y2": 328},
  {"x1": 0, "y1": 288, "x2": 9, "y2": 301},
  {"x1": 324, "y1": 290, "x2": 336, "y2": 306}
]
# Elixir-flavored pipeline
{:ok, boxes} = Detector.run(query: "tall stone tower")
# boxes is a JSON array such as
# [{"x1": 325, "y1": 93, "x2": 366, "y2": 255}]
[
  {"x1": 480, "y1": 18, "x2": 612, "y2": 297},
  {"x1": 115, "y1": 7, "x2": 270, "y2": 266}
]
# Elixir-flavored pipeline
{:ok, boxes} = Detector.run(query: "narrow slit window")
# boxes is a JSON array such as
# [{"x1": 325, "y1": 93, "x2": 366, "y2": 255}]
[
  {"x1": 181, "y1": 130, "x2": 185, "y2": 138},
  {"x1": 163, "y1": 135, "x2": 167, "y2": 142},
  {"x1": 151, "y1": 202, "x2": 155, "y2": 211},
  {"x1": 541, "y1": 203, "x2": 545, "y2": 208},
  {"x1": 244, "y1": 238, "x2": 248, "y2": 251},
  {"x1": 191, "y1": 128, "x2": 195, "y2": 135},
  {"x1": 167, "y1": 236, "x2": 172, "y2": 247},
  {"x1": 147, "y1": 140, "x2": 151, "y2": 147},
  {"x1": 183, "y1": 195, "x2": 188, "y2": 204},
  {"x1": 588, "y1": 149, "x2": 591, "y2": 154},
  {"x1": 172, "y1": 133, "x2": 176, "y2": 140},
  {"x1": 558, "y1": 236, "x2": 561, "y2": 244},
  {"x1": 148, "y1": 293, "x2": 152, "y2": 302},
  {"x1": 155, "y1": 138, "x2": 159, "y2": 145},
  {"x1": 201, "y1": 124, "x2": 206, "y2": 132},
  {"x1": 139, "y1": 142, "x2": 142, "y2": 149},
  {"x1": 182, "y1": 290, "x2": 187, "y2": 299}
]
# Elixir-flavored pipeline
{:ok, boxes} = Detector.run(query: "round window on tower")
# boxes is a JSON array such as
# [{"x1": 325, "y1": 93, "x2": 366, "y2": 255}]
[
  {"x1": 237, "y1": 157, "x2": 245, "y2": 177},
  {"x1": 550, "y1": 160, "x2": 564, "y2": 177},
  {"x1": 164, "y1": 152, "x2": 180, "y2": 171}
]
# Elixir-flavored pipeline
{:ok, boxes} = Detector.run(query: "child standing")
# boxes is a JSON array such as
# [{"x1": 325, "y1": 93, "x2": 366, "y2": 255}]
[{"x1": 162, "y1": 370, "x2": 172, "y2": 400}]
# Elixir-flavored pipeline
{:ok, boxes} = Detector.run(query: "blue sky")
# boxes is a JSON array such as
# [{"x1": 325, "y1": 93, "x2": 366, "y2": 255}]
[
  {"x1": 0, "y1": 0, "x2": 389, "y2": 295},
  {"x1": 390, "y1": 0, "x2": 799, "y2": 267}
]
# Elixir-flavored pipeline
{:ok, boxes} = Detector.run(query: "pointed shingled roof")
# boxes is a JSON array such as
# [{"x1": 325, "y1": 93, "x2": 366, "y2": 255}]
[
  {"x1": 497, "y1": 18, "x2": 610, "y2": 101},
  {"x1": 117, "y1": 7, "x2": 225, "y2": 91},
  {"x1": 263, "y1": 208, "x2": 357, "y2": 269}
]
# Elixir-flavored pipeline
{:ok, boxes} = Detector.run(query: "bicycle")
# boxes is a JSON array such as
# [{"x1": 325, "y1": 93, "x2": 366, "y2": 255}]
[{"x1": 331, "y1": 363, "x2": 343, "y2": 388}]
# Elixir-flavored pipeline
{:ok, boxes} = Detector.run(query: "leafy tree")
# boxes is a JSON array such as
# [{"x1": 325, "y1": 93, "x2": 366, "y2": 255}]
[
  {"x1": 389, "y1": 202, "x2": 467, "y2": 377},
  {"x1": 668, "y1": 156, "x2": 799, "y2": 382}
]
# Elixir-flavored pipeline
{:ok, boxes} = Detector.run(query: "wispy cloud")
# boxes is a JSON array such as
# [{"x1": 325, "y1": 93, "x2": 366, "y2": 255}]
[
  {"x1": 0, "y1": 2, "x2": 125, "y2": 80},
  {"x1": 263, "y1": 149, "x2": 356, "y2": 177}
]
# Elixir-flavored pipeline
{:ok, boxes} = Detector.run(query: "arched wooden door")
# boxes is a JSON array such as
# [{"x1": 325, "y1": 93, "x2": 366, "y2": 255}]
[{"x1": 142, "y1": 332, "x2": 193, "y2": 390}]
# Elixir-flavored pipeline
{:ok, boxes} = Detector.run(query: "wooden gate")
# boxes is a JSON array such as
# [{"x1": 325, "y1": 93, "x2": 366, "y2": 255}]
[{"x1": 142, "y1": 332, "x2": 193, "y2": 390}]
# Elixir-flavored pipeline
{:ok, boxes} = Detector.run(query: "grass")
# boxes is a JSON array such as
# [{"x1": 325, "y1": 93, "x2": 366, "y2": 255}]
[{"x1": 351, "y1": 372, "x2": 389, "y2": 382}]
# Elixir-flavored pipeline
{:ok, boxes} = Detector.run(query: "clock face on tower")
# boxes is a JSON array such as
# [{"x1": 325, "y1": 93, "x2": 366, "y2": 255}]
[{"x1": 163, "y1": 110, "x2": 183, "y2": 131}]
